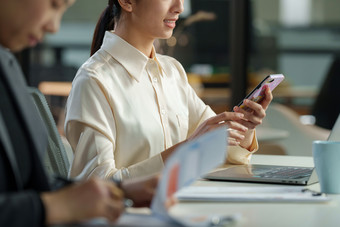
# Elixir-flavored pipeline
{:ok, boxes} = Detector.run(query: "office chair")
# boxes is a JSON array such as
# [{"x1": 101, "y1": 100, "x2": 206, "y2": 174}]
[{"x1": 28, "y1": 87, "x2": 70, "y2": 177}]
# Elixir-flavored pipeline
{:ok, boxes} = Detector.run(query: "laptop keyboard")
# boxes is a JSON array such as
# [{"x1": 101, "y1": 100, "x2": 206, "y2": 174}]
[{"x1": 253, "y1": 167, "x2": 313, "y2": 179}]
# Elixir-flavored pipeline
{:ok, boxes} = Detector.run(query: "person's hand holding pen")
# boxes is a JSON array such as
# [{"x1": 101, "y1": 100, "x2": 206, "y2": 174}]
[
  {"x1": 41, "y1": 174, "x2": 159, "y2": 225},
  {"x1": 41, "y1": 177, "x2": 125, "y2": 225}
]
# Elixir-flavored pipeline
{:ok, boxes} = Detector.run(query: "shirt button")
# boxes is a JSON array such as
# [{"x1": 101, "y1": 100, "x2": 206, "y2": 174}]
[
  {"x1": 161, "y1": 109, "x2": 166, "y2": 115},
  {"x1": 153, "y1": 77, "x2": 158, "y2": 83}
]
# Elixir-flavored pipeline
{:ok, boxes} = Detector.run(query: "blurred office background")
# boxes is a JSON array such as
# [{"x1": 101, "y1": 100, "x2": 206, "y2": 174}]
[{"x1": 23, "y1": 0, "x2": 340, "y2": 156}]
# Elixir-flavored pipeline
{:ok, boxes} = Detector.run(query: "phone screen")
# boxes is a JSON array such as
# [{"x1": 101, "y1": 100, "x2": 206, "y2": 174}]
[{"x1": 238, "y1": 74, "x2": 284, "y2": 110}]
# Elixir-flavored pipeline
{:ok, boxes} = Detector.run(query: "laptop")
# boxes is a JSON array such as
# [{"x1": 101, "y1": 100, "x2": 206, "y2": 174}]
[{"x1": 204, "y1": 114, "x2": 340, "y2": 186}]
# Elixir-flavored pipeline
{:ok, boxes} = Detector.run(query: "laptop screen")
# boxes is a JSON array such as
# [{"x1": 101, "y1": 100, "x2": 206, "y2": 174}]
[{"x1": 327, "y1": 114, "x2": 340, "y2": 141}]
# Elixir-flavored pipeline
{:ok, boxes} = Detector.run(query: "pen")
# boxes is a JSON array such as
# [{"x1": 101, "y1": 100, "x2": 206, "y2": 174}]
[
  {"x1": 112, "y1": 179, "x2": 134, "y2": 207},
  {"x1": 301, "y1": 188, "x2": 323, "y2": 196},
  {"x1": 55, "y1": 176, "x2": 75, "y2": 186}
]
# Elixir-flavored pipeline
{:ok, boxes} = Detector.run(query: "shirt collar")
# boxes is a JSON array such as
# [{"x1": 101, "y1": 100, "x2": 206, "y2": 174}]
[{"x1": 101, "y1": 31, "x2": 164, "y2": 82}]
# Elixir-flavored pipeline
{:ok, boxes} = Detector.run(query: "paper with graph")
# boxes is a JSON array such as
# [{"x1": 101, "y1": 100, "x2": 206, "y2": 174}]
[{"x1": 151, "y1": 127, "x2": 228, "y2": 222}]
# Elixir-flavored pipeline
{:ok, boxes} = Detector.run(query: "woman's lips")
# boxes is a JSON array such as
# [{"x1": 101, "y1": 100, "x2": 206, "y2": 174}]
[{"x1": 164, "y1": 19, "x2": 177, "y2": 29}]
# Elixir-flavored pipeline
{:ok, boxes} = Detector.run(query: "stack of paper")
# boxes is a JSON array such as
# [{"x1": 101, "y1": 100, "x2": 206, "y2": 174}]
[{"x1": 175, "y1": 186, "x2": 330, "y2": 203}]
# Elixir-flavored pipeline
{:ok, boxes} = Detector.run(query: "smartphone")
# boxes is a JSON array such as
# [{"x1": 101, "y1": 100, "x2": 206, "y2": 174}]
[{"x1": 237, "y1": 74, "x2": 285, "y2": 110}]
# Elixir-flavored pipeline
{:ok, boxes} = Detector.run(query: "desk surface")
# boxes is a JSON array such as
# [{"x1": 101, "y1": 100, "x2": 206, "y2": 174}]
[
  {"x1": 168, "y1": 155, "x2": 340, "y2": 227},
  {"x1": 53, "y1": 155, "x2": 339, "y2": 227}
]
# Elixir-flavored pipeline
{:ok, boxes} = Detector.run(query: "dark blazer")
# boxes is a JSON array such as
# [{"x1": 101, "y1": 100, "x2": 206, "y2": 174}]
[{"x1": 0, "y1": 46, "x2": 55, "y2": 227}]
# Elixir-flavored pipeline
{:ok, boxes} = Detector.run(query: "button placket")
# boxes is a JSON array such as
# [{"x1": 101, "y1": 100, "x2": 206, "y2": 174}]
[{"x1": 147, "y1": 59, "x2": 171, "y2": 148}]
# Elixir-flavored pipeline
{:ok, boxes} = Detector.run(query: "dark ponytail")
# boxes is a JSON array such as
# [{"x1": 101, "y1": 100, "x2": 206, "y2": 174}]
[{"x1": 90, "y1": 0, "x2": 122, "y2": 56}]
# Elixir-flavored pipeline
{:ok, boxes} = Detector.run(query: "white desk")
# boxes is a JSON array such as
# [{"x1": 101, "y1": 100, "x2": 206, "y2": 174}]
[
  {"x1": 168, "y1": 155, "x2": 340, "y2": 227},
  {"x1": 53, "y1": 155, "x2": 340, "y2": 227}
]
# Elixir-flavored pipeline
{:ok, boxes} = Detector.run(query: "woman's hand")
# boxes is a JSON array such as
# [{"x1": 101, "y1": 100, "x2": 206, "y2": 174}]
[
  {"x1": 162, "y1": 106, "x2": 255, "y2": 162},
  {"x1": 41, "y1": 178, "x2": 124, "y2": 225},
  {"x1": 233, "y1": 85, "x2": 273, "y2": 130},
  {"x1": 188, "y1": 111, "x2": 248, "y2": 146},
  {"x1": 232, "y1": 86, "x2": 273, "y2": 149}
]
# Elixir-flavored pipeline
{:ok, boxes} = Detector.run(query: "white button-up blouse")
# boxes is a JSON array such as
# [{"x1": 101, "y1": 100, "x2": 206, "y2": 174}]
[{"x1": 65, "y1": 31, "x2": 257, "y2": 181}]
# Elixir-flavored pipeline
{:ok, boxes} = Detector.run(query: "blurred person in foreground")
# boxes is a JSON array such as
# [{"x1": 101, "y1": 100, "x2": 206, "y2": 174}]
[{"x1": 0, "y1": 0, "x2": 158, "y2": 226}]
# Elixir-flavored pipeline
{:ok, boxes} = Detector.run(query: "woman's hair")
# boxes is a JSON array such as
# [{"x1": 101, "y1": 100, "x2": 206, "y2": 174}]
[{"x1": 90, "y1": 0, "x2": 122, "y2": 56}]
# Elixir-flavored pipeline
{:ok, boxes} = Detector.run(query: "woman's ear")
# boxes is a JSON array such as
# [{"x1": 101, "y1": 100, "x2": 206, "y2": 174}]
[{"x1": 117, "y1": 0, "x2": 133, "y2": 13}]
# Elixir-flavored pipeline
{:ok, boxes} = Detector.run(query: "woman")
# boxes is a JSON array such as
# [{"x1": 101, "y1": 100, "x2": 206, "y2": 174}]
[{"x1": 65, "y1": 0, "x2": 272, "y2": 181}]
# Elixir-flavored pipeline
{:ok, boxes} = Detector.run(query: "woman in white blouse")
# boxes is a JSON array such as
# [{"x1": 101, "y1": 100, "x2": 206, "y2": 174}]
[{"x1": 65, "y1": 0, "x2": 273, "y2": 181}]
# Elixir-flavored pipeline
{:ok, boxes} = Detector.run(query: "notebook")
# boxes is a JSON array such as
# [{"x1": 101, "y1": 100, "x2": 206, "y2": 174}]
[
  {"x1": 175, "y1": 185, "x2": 330, "y2": 203},
  {"x1": 205, "y1": 114, "x2": 340, "y2": 186}
]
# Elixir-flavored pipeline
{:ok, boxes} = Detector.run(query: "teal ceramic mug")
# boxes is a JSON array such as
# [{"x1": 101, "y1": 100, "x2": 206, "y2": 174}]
[{"x1": 313, "y1": 141, "x2": 340, "y2": 194}]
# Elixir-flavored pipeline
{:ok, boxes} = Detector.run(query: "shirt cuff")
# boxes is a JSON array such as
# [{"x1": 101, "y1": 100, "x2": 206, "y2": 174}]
[
  {"x1": 226, "y1": 130, "x2": 258, "y2": 165},
  {"x1": 116, "y1": 154, "x2": 165, "y2": 180}
]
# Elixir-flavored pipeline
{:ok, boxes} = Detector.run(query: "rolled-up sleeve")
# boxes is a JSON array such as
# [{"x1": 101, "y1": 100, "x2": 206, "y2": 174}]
[
  {"x1": 65, "y1": 70, "x2": 165, "y2": 181},
  {"x1": 226, "y1": 130, "x2": 258, "y2": 165},
  {"x1": 65, "y1": 71, "x2": 118, "y2": 180},
  {"x1": 66, "y1": 123, "x2": 164, "y2": 181}
]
